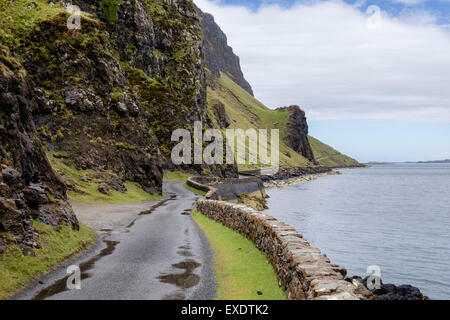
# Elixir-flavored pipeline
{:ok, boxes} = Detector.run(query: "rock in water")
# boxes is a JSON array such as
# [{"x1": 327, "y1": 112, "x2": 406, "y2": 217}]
[{"x1": 346, "y1": 276, "x2": 428, "y2": 300}]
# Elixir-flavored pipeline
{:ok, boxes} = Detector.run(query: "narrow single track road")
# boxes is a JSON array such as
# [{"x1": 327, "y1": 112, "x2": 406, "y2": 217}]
[{"x1": 13, "y1": 182, "x2": 216, "y2": 300}]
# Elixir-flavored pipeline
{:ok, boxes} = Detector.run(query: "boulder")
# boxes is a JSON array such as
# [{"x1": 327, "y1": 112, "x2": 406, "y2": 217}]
[
  {"x1": 98, "y1": 183, "x2": 110, "y2": 196},
  {"x1": 211, "y1": 102, "x2": 231, "y2": 128}
]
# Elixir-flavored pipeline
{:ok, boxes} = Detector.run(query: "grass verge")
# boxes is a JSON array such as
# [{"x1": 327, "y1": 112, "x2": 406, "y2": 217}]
[
  {"x1": 192, "y1": 210, "x2": 286, "y2": 300},
  {"x1": 0, "y1": 221, "x2": 96, "y2": 300},
  {"x1": 183, "y1": 182, "x2": 207, "y2": 196}
]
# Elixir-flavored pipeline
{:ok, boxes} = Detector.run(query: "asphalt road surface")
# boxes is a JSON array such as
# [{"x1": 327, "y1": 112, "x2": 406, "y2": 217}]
[{"x1": 13, "y1": 182, "x2": 216, "y2": 300}]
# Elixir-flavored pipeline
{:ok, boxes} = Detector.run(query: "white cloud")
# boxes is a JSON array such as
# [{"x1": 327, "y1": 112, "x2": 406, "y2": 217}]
[{"x1": 195, "y1": 0, "x2": 450, "y2": 122}]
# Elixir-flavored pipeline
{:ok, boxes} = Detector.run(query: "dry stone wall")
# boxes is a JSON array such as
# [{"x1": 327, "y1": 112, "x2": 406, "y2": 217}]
[
  {"x1": 187, "y1": 176, "x2": 266, "y2": 200},
  {"x1": 195, "y1": 189, "x2": 374, "y2": 300}
]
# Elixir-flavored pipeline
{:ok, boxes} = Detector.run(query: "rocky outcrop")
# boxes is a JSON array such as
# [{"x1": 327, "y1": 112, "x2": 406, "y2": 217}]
[
  {"x1": 210, "y1": 101, "x2": 231, "y2": 128},
  {"x1": 196, "y1": 199, "x2": 374, "y2": 300},
  {"x1": 24, "y1": 9, "x2": 164, "y2": 194},
  {"x1": 15, "y1": 0, "x2": 238, "y2": 198},
  {"x1": 277, "y1": 106, "x2": 315, "y2": 162},
  {"x1": 0, "y1": 68, "x2": 78, "y2": 250},
  {"x1": 197, "y1": 7, "x2": 254, "y2": 96},
  {"x1": 347, "y1": 276, "x2": 428, "y2": 300}
]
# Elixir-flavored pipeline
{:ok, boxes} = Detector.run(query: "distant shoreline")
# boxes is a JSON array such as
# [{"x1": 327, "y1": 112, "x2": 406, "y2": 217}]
[
  {"x1": 263, "y1": 170, "x2": 340, "y2": 188},
  {"x1": 367, "y1": 160, "x2": 450, "y2": 164}
]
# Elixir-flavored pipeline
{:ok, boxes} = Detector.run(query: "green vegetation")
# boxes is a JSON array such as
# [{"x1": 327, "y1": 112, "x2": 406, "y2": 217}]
[
  {"x1": 183, "y1": 183, "x2": 207, "y2": 196},
  {"x1": 192, "y1": 210, "x2": 286, "y2": 300},
  {"x1": 0, "y1": 0, "x2": 96, "y2": 47},
  {"x1": 100, "y1": 0, "x2": 123, "y2": 25},
  {"x1": 0, "y1": 221, "x2": 96, "y2": 300},
  {"x1": 163, "y1": 170, "x2": 192, "y2": 182},
  {"x1": 207, "y1": 72, "x2": 311, "y2": 170},
  {"x1": 308, "y1": 136, "x2": 359, "y2": 167},
  {"x1": 207, "y1": 72, "x2": 360, "y2": 169},
  {"x1": 48, "y1": 153, "x2": 162, "y2": 204}
]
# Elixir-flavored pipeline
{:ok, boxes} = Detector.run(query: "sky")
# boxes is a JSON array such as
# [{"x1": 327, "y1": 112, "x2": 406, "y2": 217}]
[{"x1": 195, "y1": 0, "x2": 450, "y2": 162}]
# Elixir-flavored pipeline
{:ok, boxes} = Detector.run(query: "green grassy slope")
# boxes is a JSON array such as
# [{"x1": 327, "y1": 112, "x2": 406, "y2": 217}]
[
  {"x1": 48, "y1": 152, "x2": 162, "y2": 204},
  {"x1": 207, "y1": 72, "x2": 359, "y2": 169},
  {"x1": 308, "y1": 136, "x2": 360, "y2": 167}
]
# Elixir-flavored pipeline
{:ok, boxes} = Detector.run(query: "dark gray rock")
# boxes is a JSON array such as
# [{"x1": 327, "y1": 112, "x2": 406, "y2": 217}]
[
  {"x1": 211, "y1": 101, "x2": 231, "y2": 128},
  {"x1": 98, "y1": 183, "x2": 110, "y2": 196},
  {"x1": 346, "y1": 276, "x2": 428, "y2": 300},
  {"x1": 197, "y1": 7, "x2": 254, "y2": 96},
  {"x1": 276, "y1": 105, "x2": 315, "y2": 162}
]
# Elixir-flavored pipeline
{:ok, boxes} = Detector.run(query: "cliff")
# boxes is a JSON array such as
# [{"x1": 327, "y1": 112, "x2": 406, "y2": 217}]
[
  {"x1": 0, "y1": 0, "x2": 237, "y2": 251},
  {"x1": 196, "y1": 7, "x2": 254, "y2": 96},
  {"x1": 199, "y1": 8, "x2": 359, "y2": 170},
  {"x1": 0, "y1": 65, "x2": 78, "y2": 251},
  {"x1": 276, "y1": 105, "x2": 315, "y2": 162}
]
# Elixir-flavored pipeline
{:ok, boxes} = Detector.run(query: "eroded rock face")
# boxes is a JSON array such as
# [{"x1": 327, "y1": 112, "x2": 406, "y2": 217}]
[
  {"x1": 0, "y1": 70, "x2": 78, "y2": 249},
  {"x1": 28, "y1": 0, "x2": 233, "y2": 182},
  {"x1": 197, "y1": 7, "x2": 254, "y2": 96},
  {"x1": 277, "y1": 105, "x2": 315, "y2": 162},
  {"x1": 211, "y1": 101, "x2": 231, "y2": 128},
  {"x1": 1, "y1": 0, "x2": 240, "y2": 249}
]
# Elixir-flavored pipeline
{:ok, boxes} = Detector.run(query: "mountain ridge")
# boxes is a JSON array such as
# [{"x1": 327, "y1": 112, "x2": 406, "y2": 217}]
[
  {"x1": 198, "y1": 6, "x2": 360, "y2": 170},
  {"x1": 197, "y1": 6, "x2": 254, "y2": 96}
]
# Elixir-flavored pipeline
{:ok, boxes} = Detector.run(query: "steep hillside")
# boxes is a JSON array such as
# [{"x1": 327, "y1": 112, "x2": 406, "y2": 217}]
[
  {"x1": 206, "y1": 73, "x2": 360, "y2": 170},
  {"x1": 308, "y1": 136, "x2": 360, "y2": 167},
  {"x1": 206, "y1": 72, "x2": 312, "y2": 170},
  {"x1": 200, "y1": 8, "x2": 360, "y2": 171}
]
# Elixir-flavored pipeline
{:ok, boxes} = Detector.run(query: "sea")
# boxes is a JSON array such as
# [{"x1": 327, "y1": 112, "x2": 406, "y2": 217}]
[{"x1": 265, "y1": 163, "x2": 450, "y2": 299}]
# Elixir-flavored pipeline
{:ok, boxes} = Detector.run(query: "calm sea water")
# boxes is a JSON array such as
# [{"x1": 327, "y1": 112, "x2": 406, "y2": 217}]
[{"x1": 265, "y1": 163, "x2": 450, "y2": 300}]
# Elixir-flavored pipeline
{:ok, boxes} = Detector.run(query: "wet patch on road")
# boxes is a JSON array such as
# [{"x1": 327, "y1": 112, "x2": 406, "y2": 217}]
[
  {"x1": 32, "y1": 240, "x2": 120, "y2": 300},
  {"x1": 158, "y1": 260, "x2": 201, "y2": 289},
  {"x1": 163, "y1": 292, "x2": 186, "y2": 300},
  {"x1": 181, "y1": 209, "x2": 192, "y2": 216},
  {"x1": 139, "y1": 194, "x2": 177, "y2": 216}
]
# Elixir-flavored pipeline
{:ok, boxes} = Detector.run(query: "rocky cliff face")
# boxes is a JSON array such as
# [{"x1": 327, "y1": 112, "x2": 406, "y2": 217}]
[
  {"x1": 196, "y1": 7, "x2": 254, "y2": 96},
  {"x1": 0, "y1": 66, "x2": 78, "y2": 253},
  {"x1": 0, "y1": 0, "x2": 238, "y2": 251},
  {"x1": 277, "y1": 106, "x2": 315, "y2": 162}
]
